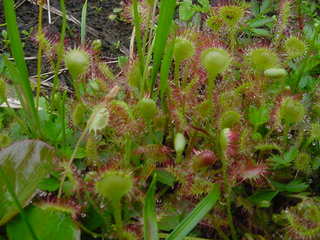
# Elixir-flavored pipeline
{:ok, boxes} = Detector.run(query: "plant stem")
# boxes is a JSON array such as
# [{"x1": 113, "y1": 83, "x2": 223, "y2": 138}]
[
  {"x1": 132, "y1": 0, "x2": 145, "y2": 75},
  {"x1": 207, "y1": 72, "x2": 217, "y2": 101},
  {"x1": 159, "y1": 233, "x2": 209, "y2": 240},
  {"x1": 174, "y1": 60, "x2": 181, "y2": 86},
  {"x1": 176, "y1": 152, "x2": 183, "y2": 163},
  {"x1": 58, "y1": 125, "x2": 89, "y2": 198},
  {"x1": 36, "y1": 0, "x2": 44, "y2": 109},
  {"x1": 221, "y1": 154, "x2": 237, "y2": 240},
  {"x1": 60, "y1": 91, "x2": 67, "y2": 147},
  {"x1": 112, "y1": 200, "x2": 123, "y2": 235}
]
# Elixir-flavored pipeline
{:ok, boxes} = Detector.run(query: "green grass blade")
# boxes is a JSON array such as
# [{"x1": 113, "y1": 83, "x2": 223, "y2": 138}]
[
  {"x1": 132, "y1": 0, "x2": 145, "y2": 76},
  {"x1": 166, "y1": 184, "x2": 220, "y2": 240},
  {"x1": 159, "y1": 39, "x2": 174, "y2": 103},
  {"x1": 81, "y1": 0, "x2": 88, "y2": 45},
  {"x1": 3, "y1": 0, "x2": 29, "y2": 81},
  {"x1": 3, "y1": 57, "x2": 36, "y2": 136},
  {"x1": 3, "y1": 0, "x2": 38, "y2": 125},
  {"x1": 144, "y1": 174, "x2": 159, "y2": 240},
  {"x1": 150, "y1": 0, "x2": 176, "y2": 93}
]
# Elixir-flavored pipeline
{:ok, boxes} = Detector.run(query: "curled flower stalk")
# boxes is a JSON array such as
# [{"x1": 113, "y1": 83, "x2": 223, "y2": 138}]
[{"x1": 220, "y1": 128, "x2": 238, "y2": 240}]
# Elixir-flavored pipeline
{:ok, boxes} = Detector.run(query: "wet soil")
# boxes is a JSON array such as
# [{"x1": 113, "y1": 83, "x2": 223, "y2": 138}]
[{"x1": 0, "y1": 0, "x2": 132, "y2": 74}]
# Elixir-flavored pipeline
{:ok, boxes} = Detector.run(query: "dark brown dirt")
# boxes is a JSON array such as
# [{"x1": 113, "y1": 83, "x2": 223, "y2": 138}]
[{"x1": 0, "y1": 0, "x2": 132, "y2": 74}]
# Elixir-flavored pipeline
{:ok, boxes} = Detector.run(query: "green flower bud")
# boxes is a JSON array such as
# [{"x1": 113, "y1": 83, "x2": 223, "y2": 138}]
[
  {"x1": 95, "y1": 170, "x2": 133, "y2": 202},
  {"x1": 201, "y1": 48, "x2": 232, "y2": 76},
  {"x1": 88, "y1": 104, "x2": 109, "y2": 135},
  {"x1": 173, "y1": 37, "x2": 195, "y2": 63},
  {"x1": 246, "y1": 48, "x2": 280, "y2": 73},
  {"x1": 264, "y1": 68, "x2": 287, "y2": 78},
  {"x1": 135, "y1": 98, "x2": 157, "y2": 121},
  {"x1": 174, "y1": 132, "x2": 186, "y2": 154},
  {"x1": 64, "y1": 48, "x2": 90, "y2": 79},
  {"x1": 220, "y1": 110, "x2": 241, "y2": 129},
  {"x1": 280, "y1": 97, "x2": 305, "y2": 125}
]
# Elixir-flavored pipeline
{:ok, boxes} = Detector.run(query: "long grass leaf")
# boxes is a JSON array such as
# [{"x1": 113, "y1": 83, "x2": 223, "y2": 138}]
[
  {"x1": 166, "y1": 184, "x2": 220, "y2": 240},
  {"x1": 3, "y1": 57, "x2": 35, "y2": 135},
  {"x1": 3, "y1": 0, "x2": 29, "y2": 80},
  {"x1": 150, "y1": 0, "x2": 176, "y2": 93},
  {"x1": 144, "y1": 174, "x2": 158, "y2": 240},
  {"x1": 132, "y1": 0, "x2": 145, "y2": 75},
  {"x1": 159, "y1": 39, "x2": 174, "y2": 103},
  {"x1": 3, "y1": 0, "x2": 38, "y2": 127},
  {"x1": 81, "y1": 0, "x2": 88, "y2": 45}
]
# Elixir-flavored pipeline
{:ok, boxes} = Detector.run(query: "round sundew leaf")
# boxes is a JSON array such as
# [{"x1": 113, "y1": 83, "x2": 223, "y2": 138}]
[
  {"x1": 64, "y1": 48, "x2": 90, "y2": 80},
  {"x1": 95, "y1": 170, "x2": 133, "y2": 202},
  {"x1": 201, "y1": 48, "x2": 231, "y2": 76},
  {"x1": 247, "y1": 48, "x2": 280, "y2": 73},
  {"x1": 6, "y1": 205, "x2": 80, "y2": 240},
  {"x1": 0, "y1": 140, "x2": 55, "y2": 225},
  {"x1": 173, "y1": 37, "x2": 195, "y2": 63}
]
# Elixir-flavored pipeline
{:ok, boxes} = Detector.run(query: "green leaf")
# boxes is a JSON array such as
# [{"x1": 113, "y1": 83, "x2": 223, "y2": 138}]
[
  {"x1": 271, "y1": 179, "x2": 309, "y2": 193},
  {"x1": 80, "y1": 0, "x2": 88, "y2": 45},
  {"x1": 298, "y1": 75, "x2": 313, "y2": 89},
  {"x1": 3, "y1": 0, "x2": 39, "y2": 136},
  {"x1": 150, "y1": 0, "x2": 176, "y2": 92},
  {"x1": 260, "y1": 0, "x2": 272, "y2": 15},
  {"x1": 155, "y1": 169, "x2": 176, "y2": 187},
  {"x1": 251, "y1": 0, "x2": 260, "y2": 16},
  {"x1": 166, "y1": 184, "x2": 220, "y2": 240},
  {"x1": 179, "y1": 0, "x2": 195, "y2": 22},
  {"x1": 248, "y1": 190, "x2": 279, "y2": 207},
  {"x1": 0, "y1": 140, "x2": 54, "y2": 225},
  {"x1": 197, "y1": 0, "x2": 210, "y2": 12},
  {"x1": 270, "y1": 147, "x2": 298, "y2": 169},
  {"x1": 248, "y1": 17, "x2": 274, "y2": 28},
  {"x1": 248, "y1": 105, "x2": 269, "y2": 129},
  {"x1": 7, "y1": 205, "x2": 80, "y2": 240},
  {"x1": 159, "y1": 35, "x2": 174, "y2": 102},
  {"x1": 250, "y1": 28, "x2": 272, "y2": 37},
  {"x1": 144, "y1": 175, "x2": 158, "y2": 240},
  {"x1": 159, "y1": 214, "x2": 181, "y2": 231},
  {"x1": 38, "y1": 177, "x2": 60, "y2": 192}
]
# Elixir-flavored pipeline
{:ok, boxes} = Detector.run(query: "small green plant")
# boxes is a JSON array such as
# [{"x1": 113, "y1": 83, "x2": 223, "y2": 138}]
[{"x1": 95, "y1": 170, "x2": 133, "y2": 234}]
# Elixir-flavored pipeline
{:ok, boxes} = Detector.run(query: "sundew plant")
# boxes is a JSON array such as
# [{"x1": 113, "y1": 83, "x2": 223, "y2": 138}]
[{"x1": 0, "y1": 0, "x2": 320, "y2": 239}]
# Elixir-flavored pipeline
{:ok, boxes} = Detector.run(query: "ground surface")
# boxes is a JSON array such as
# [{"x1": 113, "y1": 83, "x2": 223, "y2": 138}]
[{"x1": 0, "y1": 0, "x2": 132, "y2": 74}]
